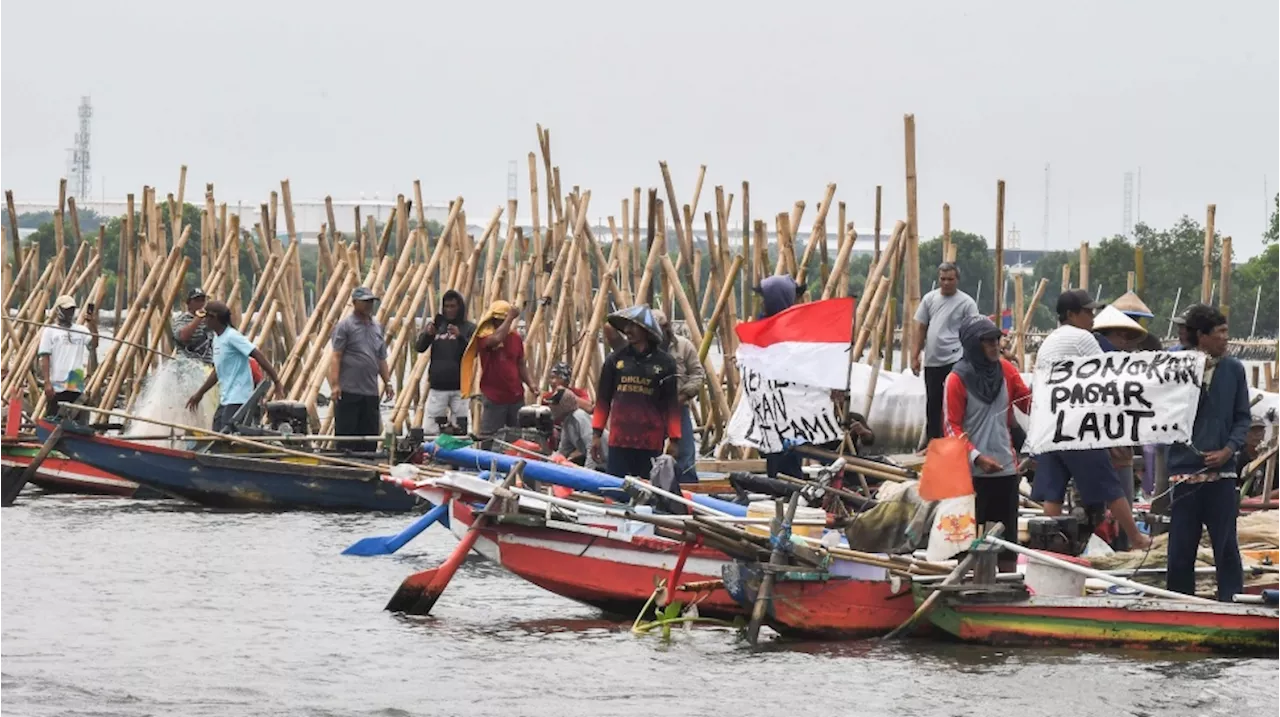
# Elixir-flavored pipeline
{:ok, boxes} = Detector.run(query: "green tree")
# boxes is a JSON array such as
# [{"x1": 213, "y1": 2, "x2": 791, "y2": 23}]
[{"x1": 1227, "y1": 194, "x2": 1278, "y2": 338}]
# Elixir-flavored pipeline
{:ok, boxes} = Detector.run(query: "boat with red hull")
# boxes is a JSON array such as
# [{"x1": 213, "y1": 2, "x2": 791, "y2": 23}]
[{"x1": 1, "y1": 440, "x2": 152, "y2": 498}]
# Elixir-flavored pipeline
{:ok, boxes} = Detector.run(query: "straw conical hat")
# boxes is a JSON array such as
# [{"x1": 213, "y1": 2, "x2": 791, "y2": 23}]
[
  {"x1": 1093, "y1": 305, "x2": 1148, "y2": 336},
  {"x1": 1109, "y1": 290, "x2": 1154, "y2": 319}
]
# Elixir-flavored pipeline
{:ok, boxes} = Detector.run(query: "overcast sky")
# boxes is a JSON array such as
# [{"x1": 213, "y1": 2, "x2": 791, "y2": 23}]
[{"x1": 3, "y1": 1, "x2": 1277, "y2": 256}]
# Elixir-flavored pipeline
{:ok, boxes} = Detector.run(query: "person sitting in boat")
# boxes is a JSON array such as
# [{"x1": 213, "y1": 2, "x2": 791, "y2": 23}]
[
  {"x1": 540, "y1": 362, "x2": 593, "y2": 416},
  {"x1": 1166, "y1": 304, "x2": 1251, "y2": 602},
  {"x1": 591, "y1": 304, "x2": 681, "y2": 481},
  {"x1": 546, "y1": 375, "x2": 602, "y2": 471},
  {"x1": 185, "y1": 301, "x2": 285, "y2": 433},
  {"x1": 943, "y1": 315, "x2": 1032, "y2": 572},
  {"x1": 38, "y1": 295, "x2": 94, "y2": 417}
]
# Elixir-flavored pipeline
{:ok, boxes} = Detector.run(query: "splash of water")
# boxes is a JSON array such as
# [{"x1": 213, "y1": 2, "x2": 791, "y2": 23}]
[{"x1": 124, "y1": 359, "x2": 215, "y2": 445}]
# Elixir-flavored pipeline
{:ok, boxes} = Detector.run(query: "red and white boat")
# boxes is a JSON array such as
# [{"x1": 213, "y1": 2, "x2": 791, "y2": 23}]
[
  {"x1": 410, "y1": 472, "x2": 743, "y2": 617},
  {"x1": 1, "y1": 440, "x2": 147, "y2": 498}
]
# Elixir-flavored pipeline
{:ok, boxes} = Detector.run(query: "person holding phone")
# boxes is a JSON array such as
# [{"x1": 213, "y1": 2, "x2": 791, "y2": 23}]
[
  {"x1": 414, "y1": 289, "x2": 476, "y2": 436},
  {"x1": 38, "y1": 295, "x2": 93, "y2": 416},
  {"x1": 172, "y1": 287, "x2": 214, "y2": 364}
]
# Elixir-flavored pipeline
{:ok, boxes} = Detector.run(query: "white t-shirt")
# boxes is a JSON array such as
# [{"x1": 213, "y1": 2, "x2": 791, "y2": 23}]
[
  {"x1": 913, "y1": 289, "x2": 979, "y2": 367},
  {"x1": 37, "y1": 323, "x2": 92, "y2": 393},
  {"x1": 1034, "y1": 324, "x2": 1102, "y2": 370}
]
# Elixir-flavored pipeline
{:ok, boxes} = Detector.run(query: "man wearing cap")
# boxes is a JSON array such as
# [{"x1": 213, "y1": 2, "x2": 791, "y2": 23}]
[
  {"x1": 329, "y1": 287, "x2": 395, "y2": 452},
  {"x1": 1167, "y1": 306, "x2": 1202, "y2": 351},
  {"x1": 912, "y1": 262, "x2": 980, "y2": 445},
  {"x1": 1032, "y1": 289, "x2": 1151, "y2": 550},
  {"x1": 460, "y1": 299, "x2": 536, "y2": 439},
  {"x1": 38, "y1": 295, "x2": 94, "y2": 416},
  {"x1": 591, "y1": 304, "x2": 681, "y2": 479},
  {"x1": 173, "y1": 287, "x2": 214, "y2": 364},
  {"x1": 186, "y1": 301, "x2": 285, "y2": 432}
]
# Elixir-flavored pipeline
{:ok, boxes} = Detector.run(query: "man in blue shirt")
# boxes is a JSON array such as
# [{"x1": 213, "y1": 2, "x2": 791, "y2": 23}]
[
  {"x1": 1165, "y1": 304, "x2": 1251, "y2": 601},
  {"x1": 186, "y1": 301, "x2": 284, "y2": 432}
]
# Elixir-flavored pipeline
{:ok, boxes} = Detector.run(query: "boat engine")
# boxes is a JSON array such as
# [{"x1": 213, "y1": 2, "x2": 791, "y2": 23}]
[
  {"x1": 1026, "y1": 515, "x2": 1092, "y2": 556},
  {"x1": 264, "y1": 401, "x2": 310, "y2": 436}
]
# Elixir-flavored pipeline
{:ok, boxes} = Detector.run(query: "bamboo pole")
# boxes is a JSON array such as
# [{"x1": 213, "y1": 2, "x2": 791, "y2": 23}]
[
  {"x1": 660, "y1": 255, "x2": 731, "y2": 440},
  {"x1": 1219, "y1": 235, "x2": 1231, "y2": 317},
  {"x1": 1079, "y1": 242, "x2": 1090, "y2": 293},
  {"x1": 903, "y1": 114, "x2": 921, "y2": 363},
  {"x1": 1201, "y1": 204, "x2": 1216, "y2": 304},
  {"x1": 796, "y1": 184, "x2": 837, "y2": 283},
  {"x1": 822, "y1": 220, "x2": 856, "y2": 300},
  {"x1": 1014, "y1": 273, "x2": 1025, "y2": 369},
  {"x1": 994, "y1": 179, "x2": 1006, "y2": 320}
]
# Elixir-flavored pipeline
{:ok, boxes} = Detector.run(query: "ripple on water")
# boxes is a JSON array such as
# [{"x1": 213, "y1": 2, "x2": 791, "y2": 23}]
[{"x1": 3, "y1": 494, "x2": 1276, "y2": 717}]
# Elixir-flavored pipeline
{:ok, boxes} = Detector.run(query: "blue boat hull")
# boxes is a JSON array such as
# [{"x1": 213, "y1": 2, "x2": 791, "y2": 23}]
[{"x1": 38, "y1": 421, "x2": 420, "y2": 513}]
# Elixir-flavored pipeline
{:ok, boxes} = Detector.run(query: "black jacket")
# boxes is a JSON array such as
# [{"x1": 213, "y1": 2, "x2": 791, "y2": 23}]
[{"x1": 415, "y1": 290, "x2": 476, "y2": 391}]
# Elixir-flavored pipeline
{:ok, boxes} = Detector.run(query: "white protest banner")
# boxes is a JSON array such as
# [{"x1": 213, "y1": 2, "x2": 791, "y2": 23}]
[
  {"x1": 724, "y1": 364, "x2": 843, "y2": 454},
  {"x1": 1026, "y1": 350, "x2": 1206, "y2": 454}
]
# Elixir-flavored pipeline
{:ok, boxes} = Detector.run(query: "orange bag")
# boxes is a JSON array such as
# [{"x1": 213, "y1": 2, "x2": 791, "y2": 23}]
[{"x1": 918, "y1": 434, "x2": 975, "y2": 502}]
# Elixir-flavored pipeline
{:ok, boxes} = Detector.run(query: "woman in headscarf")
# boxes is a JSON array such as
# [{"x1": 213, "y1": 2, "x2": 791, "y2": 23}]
[{"x1": 942, "y1": 315, "x2": 1032, "y2": 570}]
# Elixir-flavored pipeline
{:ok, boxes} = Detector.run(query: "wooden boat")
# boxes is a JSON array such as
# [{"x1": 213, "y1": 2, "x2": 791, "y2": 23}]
[
  {"x1": 915, "y1": 584, "x2": 1280, "y2": 655},
  {"x1": 0, "y1": 440, "x2": 159, "y2": 498},
  {"x1": 719, "y1": 561, "x2": 920, "y2": 639},
  {"x1": 409, "y1": 472, "x2": 743, "y2": 617},
  {"x1": 37, "y1": 419, "x2": 421, "y2": 512}
]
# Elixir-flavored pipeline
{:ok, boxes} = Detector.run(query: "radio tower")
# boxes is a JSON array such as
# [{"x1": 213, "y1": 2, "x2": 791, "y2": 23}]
[
  {"x1": 67, "y1": 97, "x2": 93, "y2": 203},
  {"x1": 507, "y1": 160, "x2": 518, "y2": 201},
  {"x1": 1122, "y1": 171, "x2": 1134, "y2": 237}
]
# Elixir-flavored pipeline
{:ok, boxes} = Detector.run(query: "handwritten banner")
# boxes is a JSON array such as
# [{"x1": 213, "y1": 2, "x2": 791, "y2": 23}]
[
  {"x1": 725, "y1": 364, "x2": 843, "y2": 454},
  {"x1": 1026, "y1": 350, "x2": 1206, "y2": 454}
]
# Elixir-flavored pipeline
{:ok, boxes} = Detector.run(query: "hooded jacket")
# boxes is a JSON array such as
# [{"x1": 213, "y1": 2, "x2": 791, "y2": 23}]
[{"x1": 415, "y1": 290, "x2": 476, "y2": 392}]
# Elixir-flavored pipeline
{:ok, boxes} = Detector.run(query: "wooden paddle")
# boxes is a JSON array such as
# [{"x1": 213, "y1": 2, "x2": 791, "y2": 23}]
[
  {"x1": 384, "y1": 464, "x2": 523, "y2": 615},
  {"x1": 2, "y1": 420, "x2": 64, "y2": 506}
]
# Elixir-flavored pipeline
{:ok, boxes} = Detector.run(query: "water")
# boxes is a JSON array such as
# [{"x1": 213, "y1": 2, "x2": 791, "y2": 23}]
[{"x1": 3, "y1": 497, "x2": 1275, "y2": 717}]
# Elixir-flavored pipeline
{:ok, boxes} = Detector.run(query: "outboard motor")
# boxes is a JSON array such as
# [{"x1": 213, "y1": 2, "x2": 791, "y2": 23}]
[
  {"x1": 1025, "y1": 515, "x2": 1094, "y2": 556},
  {"x1": 264, "y1": 401, "x2": 310, "y2": 436}
]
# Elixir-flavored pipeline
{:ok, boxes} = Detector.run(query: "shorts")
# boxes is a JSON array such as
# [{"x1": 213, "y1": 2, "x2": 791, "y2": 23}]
[
  {"x1": 424, "y1": 389, "x2": 470, "y2": 434},
  {"x1": 479, "y1": 396, "x2": 522, "y2": 438},
  {"x1": 1032, "y1": 449, "x2": 1126, "y2": 505}
]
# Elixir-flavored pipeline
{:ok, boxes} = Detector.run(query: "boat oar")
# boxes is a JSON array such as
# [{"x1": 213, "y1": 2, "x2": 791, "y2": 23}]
[
  {"x1": 883, "y1": 522, "x2": 1006, "y2": 641},
  {"x1": 384, "y1": 465, "x2": 523, "y2": 615},
  {"x1": 342, "y1": 501, "x2": 449, "y2": 556},
  {"x1": 746, "y1": 491, "x2": 802, "y2": 646},
  {"x1": 1, "y1": 420, "x2": 64, "y2": 507}
]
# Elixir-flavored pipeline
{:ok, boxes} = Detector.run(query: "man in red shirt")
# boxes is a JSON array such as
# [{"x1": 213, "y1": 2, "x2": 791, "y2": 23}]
[
  {"x1": 591, "y1": 305, "x2": 681, "y2": 479},
  {"x1": 462, "y1": 299, "x2": 536, "y2": 438}
]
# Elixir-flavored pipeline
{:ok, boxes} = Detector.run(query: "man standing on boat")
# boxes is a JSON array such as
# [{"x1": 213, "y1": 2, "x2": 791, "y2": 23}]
[
  {"x1": 1166, "y1": 304, "x2": 1250, "y2": 601},
  {"x1": 38, "y1": 295, "x2": 94, "y2": 416},
  {"x1": 172, "y1": 287, "x2": 214, "y2": 364},
  {"x1": 652, "y1": 309, "x2": 705, "y2": 484},
  {"x1": 591, "y1": 305, "x2": 681, "y2": 480},
  {"x1": 752, "y1": 275, "x2": 808, "y2": 478},
  {"x1": 1031, "y1": 289, "x2": 1151, "y2": 550},
  {"x1": 330, "y1": 287, "x2": 395, "y2": 452},
  {"x1": 460, "y1": 299, "x2": 536, "y2": 439},
  {"x1": 912, "y1": 262, "x2": 979, "y2": 446},
  {"x1": 185, "y1": 301, "x2": 284, "y2": 433},
  {"x1": 415, "y1": 289, "x2": 476, "y2": 436}
]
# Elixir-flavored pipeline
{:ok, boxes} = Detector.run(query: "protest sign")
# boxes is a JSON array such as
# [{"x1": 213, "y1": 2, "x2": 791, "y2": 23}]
[
  {"x1": 1026, "y1": 350, "x2": 1205, "y2": 454},
  {"x1": 724, "y1": 364, "x2": 843, "y2": 454}
]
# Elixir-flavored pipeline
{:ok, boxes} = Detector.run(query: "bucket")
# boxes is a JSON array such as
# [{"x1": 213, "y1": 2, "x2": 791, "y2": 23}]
[
  {"x1": 1024, "y1": 553, "x2": 1088, "y2": 597},
  {"x1": 745, "y1": 501, "x2": 826, "y2": 540}
]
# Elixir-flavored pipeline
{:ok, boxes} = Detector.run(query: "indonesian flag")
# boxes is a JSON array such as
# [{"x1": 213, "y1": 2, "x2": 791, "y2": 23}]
[{"x1": 734, "y1": 297, "x2": 855, "y2": 389}]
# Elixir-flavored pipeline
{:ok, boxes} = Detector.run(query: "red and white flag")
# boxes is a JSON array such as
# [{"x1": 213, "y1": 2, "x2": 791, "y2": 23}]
[{"x1": 734, "y1": 298, "x2": 855, "y2": 389}]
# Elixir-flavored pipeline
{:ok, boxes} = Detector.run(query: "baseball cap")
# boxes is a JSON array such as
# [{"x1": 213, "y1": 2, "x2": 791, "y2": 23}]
[
  {"x1": 1056, "y1": 288, "x2": 1100, "y2": 316},
  {"x1": 352, "y1": 287, "x2": 379, "y2": 302},
  {"x1": 54, "y1": 295, "x2": 77, "y2": 311},
  {"x1": 187, "y1": 287, "x2": 208, "y2": 300}
]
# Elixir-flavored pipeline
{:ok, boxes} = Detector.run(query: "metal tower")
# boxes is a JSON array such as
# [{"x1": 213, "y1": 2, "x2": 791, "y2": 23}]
[
  {"x1": 1136, "y1": 167, "x2": 1142, "y2": 226},
  {"x1": 1042, "y1": 163, "x2": 1050, "y2": 249},
  {"x1": 507, "y1": 160, "x2": 517, "y2": 201},
  {"x1": 1122, "y1": 171, "x2": 1134, "y2": 237},
  {"x1": 68, "y1": 97, "x2": 93, "y2": 203},
  {"x1": 1007, "y1": 222, "x2": 1022, "y2": 249}
]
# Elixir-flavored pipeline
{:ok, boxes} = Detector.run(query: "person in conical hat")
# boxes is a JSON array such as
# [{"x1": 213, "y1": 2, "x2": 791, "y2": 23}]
[
  {"x1": 1092, "y1": 305, "x2": 1148, "y2": 352},
  {"x1": 460, "y1": 299, "x2": 536, "y2": 439},
  {"x1": 591, "y1": 304, "x2": 682, "y2": 480}
]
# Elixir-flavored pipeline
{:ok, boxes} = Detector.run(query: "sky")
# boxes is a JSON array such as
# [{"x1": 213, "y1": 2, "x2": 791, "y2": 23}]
[{"x1": 2, "y1": 1, "x2": 1278, "y2": 257}]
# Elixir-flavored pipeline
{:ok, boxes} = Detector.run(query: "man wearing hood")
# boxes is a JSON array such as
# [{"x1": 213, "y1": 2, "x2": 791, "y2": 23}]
[
  {"x1": 753, "y1": 276, "x2": 807, "y2": 478},
  {"x1": 943, "y1": 316, "x2": 1032, "y2": 570},
  {"x1": 415, "y1": 289, "x2": 477, "y2": 436},
  {"x1": 591, "y1": 304, "x2": 681, "y2": 480},
  {"x1": 652, "y1": 309, "x2": 705, "y2": 484}
]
